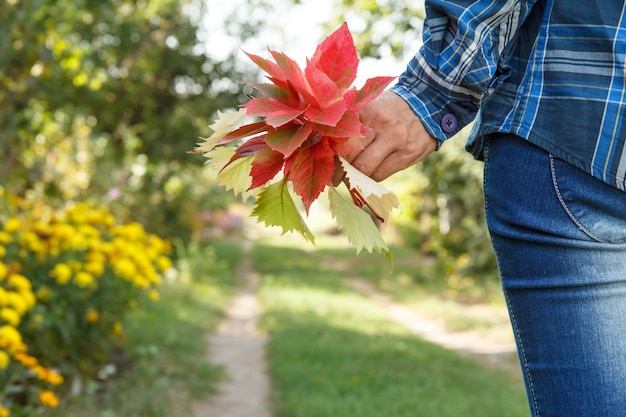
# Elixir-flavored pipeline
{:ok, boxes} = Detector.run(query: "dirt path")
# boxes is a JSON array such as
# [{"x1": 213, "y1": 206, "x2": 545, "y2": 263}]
[
  {"x1": 192, "y1": 254, "x2": 272, "y2": 417},
  {"x1": 345, "y1": 277, "x2": 518, "y2": 366},
  {"x1": 192, "y1": 250, "x2": 519, "y2": 417}
]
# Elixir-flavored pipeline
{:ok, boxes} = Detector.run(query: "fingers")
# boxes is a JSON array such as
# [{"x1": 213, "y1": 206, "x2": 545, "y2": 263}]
[{"x1": 347, "y1": 91, "x2": 438, "y2": 181}]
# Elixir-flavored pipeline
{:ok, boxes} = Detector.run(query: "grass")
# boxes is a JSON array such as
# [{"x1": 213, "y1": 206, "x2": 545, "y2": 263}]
[
  {"x1": 41, "y1": 239, "x2": 245, "y2": 417},
  {"x1": 253, "y1": 241, "x2": 530, "y2": 417}
]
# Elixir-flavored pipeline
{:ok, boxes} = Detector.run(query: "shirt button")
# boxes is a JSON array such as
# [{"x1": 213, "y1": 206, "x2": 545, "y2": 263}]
[{"x1": 441, "y1": 113, "x2": 458, "y2": 133}]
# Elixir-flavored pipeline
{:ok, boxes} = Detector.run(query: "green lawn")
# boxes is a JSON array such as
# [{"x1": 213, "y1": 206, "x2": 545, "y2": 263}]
[
  {"x1": 39, "y1": 233, "x2": 529, "y2": 417},
  {"x1": 253, "y1": 241, "x2": 530, "y2": 417}
]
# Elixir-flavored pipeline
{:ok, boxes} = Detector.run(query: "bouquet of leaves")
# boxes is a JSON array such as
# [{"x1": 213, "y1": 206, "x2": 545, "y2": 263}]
[{"x1": 191, "y1": 23, "x2": 400, "y2": 259}]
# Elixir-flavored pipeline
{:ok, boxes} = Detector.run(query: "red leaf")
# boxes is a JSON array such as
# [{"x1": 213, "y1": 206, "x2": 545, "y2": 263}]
[
  {"x1": 270, "y1": 50, "x2": 309, "y2": 91},
  {"x1": 304, "y1": 61, "x2": 343, "y2": 108},
  {"x1": 244, "y1": 50, "x2": 284, "y2": 80},
  {"x1": 235, "y1": 134, "x2": 268, "y2": 157},
  {"x1": 313, "y1": 111, "x2": 363, "y2": 138},
  {"x1": 352, "y1": 76, "x2": 396, "y2": 110},
  {"x1": 266, "y1": 122, "x2": 313, "y2": 157},
  {"x1": 249, "y1": 147, "x2": 285, "y2": 189},
  {"x1": 309, "y1": 23, "x2": 358, "y2": 91},
  {"x1": 304, "y1": 99, "x2": 347, "y2": 127},
  {"x1": 331, "y1": 136, "x2": 364, "y2": 157},
  {"x1": 247, "y1": 82, "x2": 291, "y2": 103},
  {"x1": 244, "y1": 98, "x2": 307, "y2": 127},
  {"x1": 221, "y1": 122, "x2": 268, "y2": 144},
  {"x1": 284, "y1": 140, "x2": 335, "y2": 213}
]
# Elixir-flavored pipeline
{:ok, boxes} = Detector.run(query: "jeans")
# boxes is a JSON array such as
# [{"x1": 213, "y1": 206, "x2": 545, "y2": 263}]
[{"x1": 483, "y1": 133, "x2": 626, "y2": 417}]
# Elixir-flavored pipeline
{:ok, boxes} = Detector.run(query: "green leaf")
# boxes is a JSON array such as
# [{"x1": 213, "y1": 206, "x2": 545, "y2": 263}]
[
  {"x1": 328, "y1": 186, "x2": 391, "y2": 262},
  {"x1": 252, "y1": 179, "x2": 315, "y2": 244},
  {"x1": 209, "y1": 147, "x2": 255, "y2": 200}
]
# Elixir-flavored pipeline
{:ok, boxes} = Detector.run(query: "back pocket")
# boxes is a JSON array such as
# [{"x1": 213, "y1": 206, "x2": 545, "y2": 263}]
[{"x1": 550, "y1": 155, "x2": 626, "y2": 244}]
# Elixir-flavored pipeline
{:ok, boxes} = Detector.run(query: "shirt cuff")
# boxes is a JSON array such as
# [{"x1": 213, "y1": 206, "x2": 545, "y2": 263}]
[{"x1": 390, "y1": 72, "x2": 479, "y2": 146}]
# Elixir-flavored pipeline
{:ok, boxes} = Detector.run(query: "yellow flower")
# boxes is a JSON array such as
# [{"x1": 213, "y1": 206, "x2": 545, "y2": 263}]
[
  {"x1": 84, "y1": 260, "x2": 104, "y2": 277},
  {"x1": 14, "y1": 352, "x2": 38, "y2": 368},
  {"x1": 8, "y1": 274, "x2": 31, "y2": 293},
  {"x1": 148, "y1": 289, "x2": 160, "y2": 301},
  {"x1": 113, "y1": 321, "x2": 124, "y2": 337},
  {"x1": 50, "y1": 263, "x2": 72, "y2": 285},
  {"x1": 21, "y1": 292, "x2": 35, "y2": 309},
  {"x1": 0, "y1": 350, "x2": 10, "y2": 369},
  {"x1": 0, "y1": 403, "x2": 10, "y2": 417},
  {"x1": 6, "y1": 293, "x2": 29, "y2": 315},
  {"x1": 19, "y1": 231, "x2": 42, "y2": 253},
  {"x1": 0, "y1": 245, "x2": 5, "y2": 257},
  {"x1": 36, "y1": 287, "x2": 52, "y2": 302},
  {"x1": 39, "y1": 390, "x2": 59, "y2": 408},
  {"x1": 85, "y1": 308, "x2": 99, "y2": 323},
  {"x1": 35, "y1": 367, "x2": 64, "y2": 385},
  {"x1": 46, "y1": 370, "x2": 64, "y2": 386},
  {"x1": 0, "y1": 325, "x2": 23, "y2": 347},
  {"x1": 133, "y1": 276, "x2": 150, "y2": 289},
  {"x1": 3, "y1": 217, "x2": 21, "y2": 233},
  {"x1": 0, "y1": 231, "x2": 11, "y2": 244},
  {"x1": 0, "y1": 308, "x2": 20, "y2": 327},
  {"x1": 156, "y1": 255, "x2": 173, "y2": 272},
  {"x1": 74, "y1": 271, "x2": 94, "y2": 288},
  {"x1": 85, "y1": 209, "x2": 105, "y2": 225},
  {"x1": 0, "y1": 263, "x2": 7, "y2": 280},
  {"x1": 112, "y1": 258, "x2": 137, "y2": 279}
]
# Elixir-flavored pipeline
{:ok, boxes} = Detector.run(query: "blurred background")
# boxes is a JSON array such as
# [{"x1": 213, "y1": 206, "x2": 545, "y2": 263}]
[
  {"x1": 0, "y1": 0, "x2": 512, "y2": 415},
  {"x1": 1, "y1": 0, "x2": 495, "y2": 285}
]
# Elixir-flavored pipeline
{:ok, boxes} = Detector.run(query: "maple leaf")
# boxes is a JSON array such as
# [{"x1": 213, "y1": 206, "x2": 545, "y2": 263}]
[
  {"x1": 249, "y1": 147, "x2": 284, "y2": 189},
  {"x1": 189, "y1": 109, "x2": 246, "y2": 154},
  {"x1": 284, "y1": 139, "x2": 336, "y2": 213},
  {"x1": 352, "y1": 76, "x2": 396, "y2": 110},
  {"x1": 265, "y1": 122, "x2": 313, "y2": 157},
  {"x1": 338, "y1": 156, "x2": 400, "y2": 223},
  {"x1": 309, "y1": 22, "x2": 358, "y2": 91},
  {"x1": 208, "y1": 147, "x2": 255, "y2": 200},
  {"x1": 244, "y1": 97, "x2": 307, "y2": 128},
  {"x1": 252, "y1": 179, "x2": 315, "y2": 243},
  {"x1": 195, "y1": 23, "x2": 399, "y2": 259},
  {"x1": 328, "y1": 187, "x2": 391, "y2": 262}
]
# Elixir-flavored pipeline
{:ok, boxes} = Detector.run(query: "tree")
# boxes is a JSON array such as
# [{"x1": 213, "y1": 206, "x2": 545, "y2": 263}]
[{"x1": 0, "y1": 0, "x2": 270, "y2": 241}]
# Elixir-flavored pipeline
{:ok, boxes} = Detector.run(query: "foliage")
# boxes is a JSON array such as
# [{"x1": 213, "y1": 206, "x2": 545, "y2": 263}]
[
  {"x1": 0, "y1": 192, "x2": 173, "y2": 414},
  {"x1": 39, "y1": 239, "x2": 244, "y2": 417},
  {"x1": 0, "y1": 0, "x2": 269, "y2": 242},
  {"x1": 325, "y1": 1, "x2": 498, "y2": 284},
  {"x1": 387, "y1": 134, "x2": 498, "y2": 287},
  {"x1": 193, "y1": 23, "x2": 398, "y2": 257}
]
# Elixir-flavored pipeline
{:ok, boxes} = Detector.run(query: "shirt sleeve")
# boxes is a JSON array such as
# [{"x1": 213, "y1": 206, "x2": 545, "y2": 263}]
[{"x1": 390, "y1": 0, "x2": 538, "y2": 142}]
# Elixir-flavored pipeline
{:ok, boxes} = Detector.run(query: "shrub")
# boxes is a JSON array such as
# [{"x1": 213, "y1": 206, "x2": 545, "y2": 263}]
[{"x1": 0, "y1": 192, "x2": 173, "y2": 414}]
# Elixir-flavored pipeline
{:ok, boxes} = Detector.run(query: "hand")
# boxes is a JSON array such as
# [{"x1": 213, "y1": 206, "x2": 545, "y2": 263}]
[{"x1": 346, "y1": 90, "x2": 438, "y2": 182}]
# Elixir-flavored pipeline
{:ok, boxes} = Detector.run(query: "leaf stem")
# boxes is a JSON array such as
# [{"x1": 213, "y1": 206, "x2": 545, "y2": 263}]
[{"x1": 348, "y1": 186, "x2": 385, "y2": 223}]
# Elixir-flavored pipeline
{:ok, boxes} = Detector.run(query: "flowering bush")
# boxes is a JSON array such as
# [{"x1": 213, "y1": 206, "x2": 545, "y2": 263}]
[{"x1": 0, "y1": 193, "x2": 173, "y2": 414}]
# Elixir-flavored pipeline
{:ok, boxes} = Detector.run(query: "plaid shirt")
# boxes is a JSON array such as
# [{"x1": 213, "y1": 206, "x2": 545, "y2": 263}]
[{"x1": 391, "y1": 0, "x2": 626, "y2": 191}]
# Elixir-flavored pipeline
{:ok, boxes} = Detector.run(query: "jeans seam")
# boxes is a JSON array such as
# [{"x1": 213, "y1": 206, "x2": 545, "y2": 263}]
[
  {"x1": 504, "y1": 291, "x2": 540, "y2": 417},
  {"x1": 549, "y1": 154, "x2": 609, "y2": 244},
  {"x1": 484, "y1": 136, "x2": 540, "y2": 417}
]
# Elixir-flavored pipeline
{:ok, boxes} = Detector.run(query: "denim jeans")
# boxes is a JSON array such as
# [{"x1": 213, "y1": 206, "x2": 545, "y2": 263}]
[{"x1": 483, "y1": 133, "x2": 626, "y2": 417}]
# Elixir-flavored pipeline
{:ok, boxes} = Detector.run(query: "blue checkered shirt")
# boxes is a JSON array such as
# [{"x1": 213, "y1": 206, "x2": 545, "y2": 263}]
[{"x1": 391, "y1": 0, "x2": 626, "y2": 191}]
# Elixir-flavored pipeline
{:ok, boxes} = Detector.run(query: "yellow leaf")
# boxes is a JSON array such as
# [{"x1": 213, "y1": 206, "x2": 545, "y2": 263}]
[
  {"x1": 189, "y1": 108, "x2": 246, "y2": 155},
  {"x1": 338, "y1": 157, "x2": 401, "y2": 222}
]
